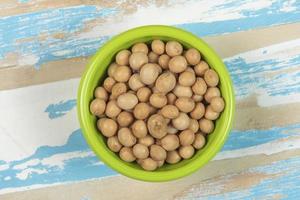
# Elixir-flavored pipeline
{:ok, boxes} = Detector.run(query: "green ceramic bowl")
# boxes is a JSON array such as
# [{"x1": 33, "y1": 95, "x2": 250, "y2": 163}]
[{"x1": 77, "y1": 25, "x2": 235, "y2": 182}]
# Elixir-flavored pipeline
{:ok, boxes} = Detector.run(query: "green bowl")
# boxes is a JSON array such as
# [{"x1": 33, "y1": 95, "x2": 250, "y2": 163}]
[{"x1": 77, "y1": 25, "x2": 235, "y2": 182}]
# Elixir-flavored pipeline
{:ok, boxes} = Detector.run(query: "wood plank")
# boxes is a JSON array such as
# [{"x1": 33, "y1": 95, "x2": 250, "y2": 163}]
[
  {"x1": 0, "y1": 0, "x2": 156, "y2": 17},
  {"x1": 1, "y1": 0, "x2": 299, "y2": 72},
  {"x1": 0, "y1": 57, "x2": 88, "y2": 90},
  {"x1": 177, "y1": 153, "x2": 300, "y2": 199},
  {"x1": 1, "y1": 22, "x2": 300, "y2": 90},
  {"x1": 1, "y1": 0, "x2": 300, "y2": 196},
  {"x1": 1, "y1": 149, "x2": 299, "y2": 199},
  {"x1": 0, "y1": 37, "x2": 299, "y2": 193}
]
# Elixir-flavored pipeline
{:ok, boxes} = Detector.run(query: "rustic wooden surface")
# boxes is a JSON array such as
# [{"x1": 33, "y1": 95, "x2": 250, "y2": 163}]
[{"x1": 0, "y1": 0, "x2": 300, "y2": 199}]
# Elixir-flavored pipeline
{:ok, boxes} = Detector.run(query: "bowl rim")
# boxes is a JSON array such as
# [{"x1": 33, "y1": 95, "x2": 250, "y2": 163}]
[{"x1": 77, "y1": 25, "x2": 235, "y2": 182}]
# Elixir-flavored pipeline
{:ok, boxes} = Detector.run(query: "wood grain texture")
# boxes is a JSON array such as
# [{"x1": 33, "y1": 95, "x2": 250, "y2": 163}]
[
  {"x1": 0, "y1": 0, "x2": 300, "y2": 198},
  {"x1": 1, "y1": 22, "x2": 300, "y2": 90},
  {"x1": 0, "y1": 36, "x2": 299, "y2": 196},
  {"x1": 2, "y1": 149, "x2": 300, "y2": 200},
  {"x1": 0, "y1": 57, "x2": 88, "y2": 90},
  {"x1": 0, "y1": 0, "x2": 299, "y2": 71}
]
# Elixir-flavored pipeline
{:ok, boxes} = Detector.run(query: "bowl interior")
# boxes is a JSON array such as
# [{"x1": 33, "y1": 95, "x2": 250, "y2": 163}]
[{"x1": 78, "y1": 25, "x2": 235, "y2": 181}]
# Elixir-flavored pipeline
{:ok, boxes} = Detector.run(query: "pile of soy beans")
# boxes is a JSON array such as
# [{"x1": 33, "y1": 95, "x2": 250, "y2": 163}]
[{"x1": 90, "y1": 40, "x2": 225, "y2": 171}]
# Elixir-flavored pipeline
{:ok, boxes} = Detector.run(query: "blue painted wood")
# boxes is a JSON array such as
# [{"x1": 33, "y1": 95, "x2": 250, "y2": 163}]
[
  {"x1": 44, "y1": 99, "x2": 76, "y2": 119},
  {"x1": 225, "y1": 53, "x2": 300, "y2": 99},
  {"x1": 1, "y1": 0, "x2": 300, "y2": 195},
  {"x1": 0, "y1": 1, "x2": 299, "y2": 68},
  {"x1": 1, "y1": 36, "x2": 300, "y2": 192},
  {"x1": 179, "y1": 155, "x2": 300, "y2": 199},
  {"x1": 1, "y1": 123, "x2": 300, "y2": 191},
  {"x1": 178, "y1": 1, "x2": 300, "y2": 37},
  {"x1": 0, "y1": 5, "x2": 116, "y2": 68},
  {"x1": 3, "y1": 124, "x2": 300, "y2": 189}
]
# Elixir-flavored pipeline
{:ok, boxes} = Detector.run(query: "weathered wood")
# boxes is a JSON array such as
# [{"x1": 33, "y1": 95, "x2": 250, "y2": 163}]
[
  {"x1": 0, "y1": 36, "x2": 299, "y2": 195},
  {"x1": 0, "y1": 0, "x2": 300, "y2": 198},
  {"x1": 1, "y1": 0, "x2": 300, "y2": 71},
  {"x1": 1, "y1": 22, "x2": 300, "y2": 91},
  {"x1": 1, "y1": 150, "x2": 300, "y2": 199}
]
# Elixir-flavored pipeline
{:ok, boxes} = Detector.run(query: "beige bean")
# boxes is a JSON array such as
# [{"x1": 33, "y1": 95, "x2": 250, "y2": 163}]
[
  {"x1": 178, "y1": 71, "x2": 196, "y2": 86},
  {"x1": 113, "y1": 66, "x2": 131, "y2": 82},
  {"x1": 118, "y1": 128, "x2": 137, "y2": 147},
  {"x1": 172, "y1": 112, "x2": 190, "y2": 130},
  {"x1": 149, "y1": 93, "x2": 167, "y2": 108},
  {"x1": 193, "y1": 133, "x2": 206, "y2": 149},
  {"x1": 97, "y1": 118, "x2": 118, "y2": 137},
  {"x1": 116, "y1": 50, "x2": 131, "y2": 66},
  {"x1": 133, "y1": 103, "x2": 150, "y2": 120},
  {"x1": 105, "y1": 100, "x2": 121, "y2": 118},
  {"x1": 155, "y1": 72, "x2": 176, "y2": 93},
  {"x1": 175, "y1": 97, "x2": 195, "y2": 113},
  {"x1": 150, "y1": 144, "x2": 167, "y2": 161},
  {"x1": 161, "y1": 105, "x2": 179, "y2": 119},
  {"x1": 204, "y1": 69, "x2": 219, "y2": 87},
  {"x1": 194, "y1": 61, "x2": 209, "y2": 76},
  {"x1": 94, "y1": 87, "x2": 108, "y2": 101},
  {"x1": 128, "y1": 74, "x2": 145, "y2": 91},
  {"x1": 137, "y1": 87, "x2": 152, "y2": 102},
  {"x1": 185, "y1": 48, "x2": 201, "y2": 65},
  {"x1": 117, "y1": 111, "x2": 134, "y2": 127},
  {"x1": 179, "y1": 145, "x2": 195, "y2": 159},
  {"x1": 166, "y1": 150, "x2": 181, "y2": 164},
  {"x1": 192, "y1": 78, "x2": 207, "y2": 95},
  {"x1": 158, "y1": 54, "x2": 170, "y2": 69},
  {"x1": 161, "y1": 134, "x2": 180, "y2": 151},
  {"x1": 166, "y1": 41, "x2": 183, "y2": 57},
  {"x1": 168, "y1": 56, "x2": 187, "y2": 73},
  {"x1": 205, "y1": 105, "x2": 220, "y2": 120},
  {"x1": 132, "y1": 42, "x2": 149, "y2": 54},
  {"x1": 107, "y1": 62, "x2": 118, "y2": 77},
  {"x1": 173, "y1": 84, "x2": 193, "y2": 98},
  {"x1": 151, "y1": 40, "x2": 165, "y2": 55},
  {"x1": 148, "y1": 51, "x2": 159, "y2": 63},
  {"x1": 107, "y1": 136, "x2": 122, "y2": 152},
  {"x1": 210, "y1": 97, "x2": 225, "y2": 112},
  {"x1": 132, "y1": 120, "x2": 148, "y2": 138},
  {"x1": 140, "y1": 158, "x2": 157, "y2": 171},
  {"x1": 188, "y1": 119, "x2": 199, "y2": 133},
  {"x1": 111, "y1": 82, "x2": 127, "y2": 99},
  {"x1": 90, "y1": 99, "x2": 106, "y2": 116},
  {"x1": 133, "y1": 143, "x2": 149, "y2": 159},
  {"x1": 119, "y1": 147, "x2": 136, "y2": 162},
  {"x1": 117, "y1": 93, "x2": 138, "y2": 110},
  {"x1": 199, "y1": 118, "x2": 214, "y2": 134},
  {"x1": 140, "y1": 63, "x2": 160, "y2": 85},
  {"x1": 138, "y1": 135, "x2": 155, "y2": 146},
  {"x1": 103, "y1": 77, "x2": 116, "y2": 93},
  {"x1": 147, "y1": 114, "x2": 168, "y2": 139},
  {"x1": 204, "y1": 87, "x2": 221, "y2": 103},
  {"x1": 129, "y1": 52, "x2": 148, "y2": 70},
  {"x1": 179, "y1": 129, "x2": 195, "y2": 146},
  {"x1": 190, "y1": 103, "x2": 205, "y2": 119}
]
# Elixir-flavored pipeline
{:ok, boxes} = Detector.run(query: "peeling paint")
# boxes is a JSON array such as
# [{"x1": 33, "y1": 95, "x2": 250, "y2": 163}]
[
  {"x1": 0, "y1": 0, "x2": 300, "y2": 68},
  {"x1": 45, "y1": 99, "x2": 76, "y2": 119},
  {"x1": 1, "y1": 0, "x2": 300, "y2": 196},
  {"x1": 176, "y1": 156, "x2": 300, "y2": 199}
]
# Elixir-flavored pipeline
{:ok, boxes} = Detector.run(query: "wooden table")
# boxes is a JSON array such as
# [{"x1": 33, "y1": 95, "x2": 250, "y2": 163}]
[{"x1": 1, "y1": 1, "x2": 300, "y2": 199}]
